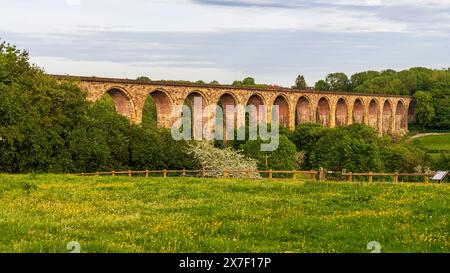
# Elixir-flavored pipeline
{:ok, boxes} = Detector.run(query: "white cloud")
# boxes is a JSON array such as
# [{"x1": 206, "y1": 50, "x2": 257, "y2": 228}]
[{"x1": 65, "y1": 0, "x2": 81, "y2": 6}]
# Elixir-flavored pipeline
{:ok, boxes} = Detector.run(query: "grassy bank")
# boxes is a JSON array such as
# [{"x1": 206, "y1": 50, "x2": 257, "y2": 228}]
[
  {"x1": 413, "y1": 134, "x2": 450, "y2": 150},
  {"x1": 0, "y1": 174, "x2": 449, "y2": 253},
  {"x1": 412, "y1": 134, "x2": 450, "y2": 160}
]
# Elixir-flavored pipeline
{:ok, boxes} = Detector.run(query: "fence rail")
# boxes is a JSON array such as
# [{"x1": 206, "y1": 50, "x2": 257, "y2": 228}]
[
  {"x1": 76, "y1": 169, "x2": 443, "y2": 183},
  {"x1": 78, "y1": 169, "x2": 318, "y2": 180},
  {"x1": 341, "y1": 172, "x2": 435, "y2": 183}
]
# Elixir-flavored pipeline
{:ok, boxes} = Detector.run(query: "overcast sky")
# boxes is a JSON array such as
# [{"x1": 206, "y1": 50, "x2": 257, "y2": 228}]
[{"x1": 1, "y1": 0, "x2": 449, "y2": 86}]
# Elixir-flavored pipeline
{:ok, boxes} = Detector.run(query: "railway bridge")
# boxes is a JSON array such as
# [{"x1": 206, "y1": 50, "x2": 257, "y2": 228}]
[{"x1": 55, "y1": 75, "x2": 414, "y2": 136}]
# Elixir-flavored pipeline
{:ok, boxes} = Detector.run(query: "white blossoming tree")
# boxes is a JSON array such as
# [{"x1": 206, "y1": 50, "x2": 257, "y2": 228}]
[{"x1": 186, "y1": 142, "x2": 260, "y2": 178}]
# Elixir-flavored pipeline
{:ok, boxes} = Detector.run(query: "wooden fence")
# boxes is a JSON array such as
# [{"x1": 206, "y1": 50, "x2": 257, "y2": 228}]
[
  {"x1": 77, "y1": 168, "x2": 440, "y2": 183},
  {"x1": 78, "y1": 169, "x2": 318, "y2": 180},
  {"x1": 341, "y1": 171, "x2": 435, "y2": 183}
]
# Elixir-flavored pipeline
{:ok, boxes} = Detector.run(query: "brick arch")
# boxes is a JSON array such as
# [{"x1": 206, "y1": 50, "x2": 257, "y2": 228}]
[
  {"x1": 246, "y1": 93, "x2": 266, "y2": 124},
  {"x1": 368, "y1": 99, "x2": 379, "y2": 130},
  {"x1": 185, "y1": 91, "x2": 209, "y2": 140},
  {"x1": 273, "y1": 95, "x2": 291, "y2": 127},
  {"x1": 217, "y1": 92, "x2": 239, "y2": 142},
  {"x1": 105, "y1": 87, "x2": 136, "y2": 121},
  {"x1": 352, "y1": 98, "x2": 366, "y2": 124},
  {"x1": 317, "y1": 97, "x2": 331, "y2": 127},
  {"x1": 148, "y1": 89, "x2": 174, "y2": 127},
  {"x1": 382, "y1": 99, "x2": 394, "y2": 134},
  {"x1": 408, "y1": 100, "x2": 416, "y2": 124},
  {"x1": 396, "y1": 100, "x2": 407, "y2": 130},
  {"x1": 335, "y1": 97, "x2": 349, "y2": 126},
  {"x1": 295, "y1": 95, "x2": 313, "y2": 125}
]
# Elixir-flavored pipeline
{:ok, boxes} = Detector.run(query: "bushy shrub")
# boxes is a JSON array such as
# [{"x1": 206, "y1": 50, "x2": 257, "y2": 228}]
[{"x1": 241, "y1": 135, "x2": 302, "y2": 171}]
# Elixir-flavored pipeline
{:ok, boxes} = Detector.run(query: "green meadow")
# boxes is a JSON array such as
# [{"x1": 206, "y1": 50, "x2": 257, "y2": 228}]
[
  {"x1": 413, "y1": 134, "x2": 450, "y2": 151},
  {"x1": 412, "y1": 134, "x2": 450, "y2": 160},
  {"x1": 0, "y1": 174, "x2": 449, "y2": 253}
]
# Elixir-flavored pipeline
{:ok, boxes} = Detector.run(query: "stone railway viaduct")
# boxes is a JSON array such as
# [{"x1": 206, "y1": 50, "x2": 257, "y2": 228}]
[{"x1": 56, "y1": 75, "x2": 414, "y2": 136}]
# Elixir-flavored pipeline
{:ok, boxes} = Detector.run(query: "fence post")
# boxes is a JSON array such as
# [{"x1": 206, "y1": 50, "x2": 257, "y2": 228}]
[
  {"x1": 223, "y1": 168, "x2": 228, "y2": 178},
  {"x1": 319, "y1": 167, "x2": 324, "y2": 182},
  {"x1": 128, "y1": 170, "x2": 132, "y2": 177},
  {"x1": 425, "y1": 175, "x2": 429, "y2": 184},
  {"x1": 202, "y1": 168, "x2": 206, "y2": 177},
  {"x1": 81, "y1": 172, "x2": 84, "y2": 176},
  {"x1": 112, "y1": 170, "x2": 115, "y2": 177},
  {"x1": 394, "y1": 172, "x2": 399, "y2": 183},
  {"x1": 182, "y1": 169, "x2": 186, "y2": 176},
  {"x1": 292, "y1": 171, "x2": 297, "y2": 180},
  {"x1": 269, "y1": 170, "x2": 273, "y2": 180},
  {"x1": 368, "y1": 172, "x2": 373, "y2": 183},
  {"x1": 145, "y1": 170, "x2": 149, "y2": 178},
  {"x1": 96, "y1": 172, "x2": 99, "y2": 176},
  {"x1": 348, "y1": 172, "x2": 353, "y2": 182},
  {"x1": 163, "y1": 169, "x2": 167, "y2": 178}
]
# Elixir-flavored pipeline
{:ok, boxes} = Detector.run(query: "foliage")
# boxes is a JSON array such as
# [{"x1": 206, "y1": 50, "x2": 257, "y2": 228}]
[
  {"x1": 241, "y1": 135, "x2": 303, "y2": 171},
  {"x1": 325, "y1": 72, "x2": 351, "y2": 91},
  {"x1": 141, "y1": 95, "x2": 158, "y2": 129},
  {"x1": 288, "y1": 124, "x2": 428, "y2": 173},
  {"x1": 232, "y1": 77, "x2": 269, "y2": 88},
  {"x1": 136, "y1": 76, "x2": 151, "y2": 82},
  {"x1": 0, "y1": 41, "x2": 196, "y2": 173},
  {"x1": 309, "y1": 127, "x2": 383, "y2": 172},
  {"x1": 242, "y1": 77, "x2": 256, "y2": 86},
  {"x1": 381, "y1": 143, "x2": 429, "y2": 173},
  {"x1": 431, "y1": 153, "x2": 450, "y2": 171},
  {"x1": 232, "y1": 80, "x2": 242, "y2": 86},
  {"x1": 293, "y1": 75, "x2": 307, "y2": 89},
  {"x1": 314, "y1": 80, "x2": 329, "y2": 91},
  {"x1": 413, "y1": 91, "x2": 436, "y2": 129}
]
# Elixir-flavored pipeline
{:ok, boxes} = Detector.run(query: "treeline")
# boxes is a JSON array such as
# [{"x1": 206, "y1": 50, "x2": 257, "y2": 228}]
[{"x1": 233, "y1": 123, "x2": 445, "y2": 175}]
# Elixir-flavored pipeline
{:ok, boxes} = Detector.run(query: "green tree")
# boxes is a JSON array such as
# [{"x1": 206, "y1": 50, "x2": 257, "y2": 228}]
[
  {"x1": 232, "y1": 80, "x2": 242, "y2": 86},
  {"x1": 242, "y1": 77, "x2": 256, "y2": 86},
  {"x1": 314, "y1": 80, "x2": 329, "y2": 91},
  {"x1": 136, "y1": 76, "x2": 151, "y2": 81},
  {"x1": 294, "y1": 75, "x2": 307, "y2": 89},
  {"x1": 242, "y1": 135, "x2": 302, "y2": 172},
  {"x1": 350, "y1": 71, "x2": 380, "y2": 90},
  {"x1": 307, "y1": 126, "x2": 383, "y2": 172},
  {"x1": 413, "y1": 91, "x2": 436, "y2": 129},
  {"x1": 326, "y1": 72, "x2": 350, "y2": 91}
]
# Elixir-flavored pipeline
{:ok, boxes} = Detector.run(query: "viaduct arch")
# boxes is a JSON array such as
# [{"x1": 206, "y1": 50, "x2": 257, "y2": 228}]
[{"x1": 60, "y1": 75, "x2": 413, "y2": 136}]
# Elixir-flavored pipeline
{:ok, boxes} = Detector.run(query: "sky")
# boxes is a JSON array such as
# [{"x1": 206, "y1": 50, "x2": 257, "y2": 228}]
[{"x1": 1, "y1": 0, "x2": 450, "y2": 86}]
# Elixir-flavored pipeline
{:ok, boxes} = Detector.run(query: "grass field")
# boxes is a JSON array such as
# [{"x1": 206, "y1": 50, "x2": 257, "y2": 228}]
[
  {"x1": 0, "y1": 174, "x2": 450, "y2": 253},
  {"x1": 412, "y1": 134, "x2": 450, "y2": 160},
  {"x1": 413, "y1": 134, "x2": 450, "y2": 151}
]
